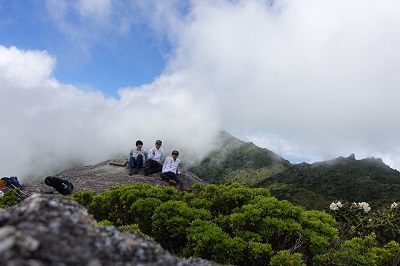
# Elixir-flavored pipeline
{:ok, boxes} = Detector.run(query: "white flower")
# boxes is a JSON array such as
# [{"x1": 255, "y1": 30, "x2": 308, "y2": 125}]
[
  {"x1": 357, "y1": 202, "x2": 371, "y2": 213},
  {"x1": 336, "y1": 201, "x2": 343, "y2": 208},
  {"x1": 390, "y1": 202, "x2": 398, "y2": 209},
  {"x1": 330, "y1": 202, "x2": 339, "y2": 211}
]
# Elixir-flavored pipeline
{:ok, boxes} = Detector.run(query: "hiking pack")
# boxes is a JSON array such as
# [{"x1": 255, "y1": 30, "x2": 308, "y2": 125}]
[
  {"x1": 44, "y1": 176, "x2": 74, "y2": 195},
  {"x1": 1, "y1": 176, "x2": 28, "y2": 200}
]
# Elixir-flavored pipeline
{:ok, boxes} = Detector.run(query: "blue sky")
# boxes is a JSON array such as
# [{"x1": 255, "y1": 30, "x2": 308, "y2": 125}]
[
  {"x1": 0, "y1": 1, "x2": 170, "y2": 97},
  {"x1": 2, "y1": 0, "x2": 400, "y2": 180}
]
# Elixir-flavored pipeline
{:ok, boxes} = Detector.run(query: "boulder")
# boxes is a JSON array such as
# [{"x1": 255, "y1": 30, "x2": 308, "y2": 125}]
[{"x1": 0, "y1": 194, "x2": 219, "y2": 266}]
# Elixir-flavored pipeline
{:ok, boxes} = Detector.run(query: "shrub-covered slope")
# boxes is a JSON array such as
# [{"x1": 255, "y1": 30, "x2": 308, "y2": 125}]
[
  {"x1": 255, "y1": 154, "x2": 400, "y2": 210},
  {"x1": 188, "y1": 131, "x2": 291, "y2": 185}
]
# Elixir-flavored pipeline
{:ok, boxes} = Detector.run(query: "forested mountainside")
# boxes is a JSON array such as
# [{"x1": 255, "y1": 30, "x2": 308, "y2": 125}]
[
  {"x1": 188, "y1": 131, "x2": 291, "y2": 186},
  {"x1": 254, "y1": 153, "x2": 400, "y2": 210},
  {"x1": 190, "y1": 132, "x2": 400, "y2": 211}
]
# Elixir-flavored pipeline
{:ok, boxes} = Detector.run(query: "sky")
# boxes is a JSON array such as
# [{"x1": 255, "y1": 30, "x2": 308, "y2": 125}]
[{"x1": 1, "y1": 0, "x2": 400, "y2": 181}]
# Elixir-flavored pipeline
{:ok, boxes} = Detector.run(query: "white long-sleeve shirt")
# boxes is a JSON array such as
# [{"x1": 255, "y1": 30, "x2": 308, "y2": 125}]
[
  {"x1": 162, "y1": 157, "x2": 181, "y2": 174},
  {"x1": 147, "y1": 147, "x2": 164, "y2": 163}
]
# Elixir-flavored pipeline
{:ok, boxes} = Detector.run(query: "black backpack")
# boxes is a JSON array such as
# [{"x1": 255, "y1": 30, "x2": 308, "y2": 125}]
[{"x1": 44, "y1": 176, "x2": 74, "y2": 195}]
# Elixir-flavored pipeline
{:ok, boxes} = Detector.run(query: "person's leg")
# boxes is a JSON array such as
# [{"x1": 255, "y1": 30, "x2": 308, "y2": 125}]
[
  {"x1": 144, "y1": 159, "x2": 152, "y2": 176},
  {"x1": 129, "y1": 157, "x2": 135, "y2": 175},
  {"x1": 160, "y1": 173, "x2": 170, "y2": 182},
  {"x1": 168, "y1": 172, "x2": 181, "y2": 184},
  {"x1": 137, "y1": 154, "x2": 143, "y2": 168},
  {"x1": 145, "y1": 160, "x2": 161, "y2": 176},
  {"x1": 134, "y1": 154, "x2": 143, "y2": 174},
  {"x1": 154, "y1": 161, "x2": 163, "y2": 173}
]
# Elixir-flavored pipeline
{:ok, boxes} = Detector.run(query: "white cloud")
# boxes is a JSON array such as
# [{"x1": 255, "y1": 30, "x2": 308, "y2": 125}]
[
  {"x1": 3, "y1": 0, "x2": 400, "y2": 182},
  {"x1": 156, "y1": 0, "x2": 400, "y2": 168},
  {"x1": 0, "y1": 45, "x2": 219, "y2": 181},
  {"x1": 76, "y1": 0, "x2": 113, "y2": 19}
]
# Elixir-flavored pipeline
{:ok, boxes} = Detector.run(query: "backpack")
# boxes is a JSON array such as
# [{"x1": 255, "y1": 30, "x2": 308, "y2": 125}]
[
  {"x1": 44, "y1": 176, "x2": 74, "y2": 195},
  {"x1": 1, "y1": 177, "x2": 27, "y2": 200},
  {"x1": 1, "y1": 177, "x2": 23, "y2": 190}
]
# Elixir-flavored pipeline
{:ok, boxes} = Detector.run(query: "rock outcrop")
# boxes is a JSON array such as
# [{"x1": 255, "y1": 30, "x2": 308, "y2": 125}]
[
  {"x1": 0, "y1": 194, "x2": 219, "y2": 265},
  {"x1": 24, "y1": 160, "x2": 208, "y2": 196}
]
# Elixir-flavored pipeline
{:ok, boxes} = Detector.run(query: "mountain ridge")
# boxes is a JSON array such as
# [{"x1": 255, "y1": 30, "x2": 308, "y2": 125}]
[
  {"x1": 189, "y1": 132, "x2": 400, "y2": 210},
  {"x1": 23, "y1": 131, "x2": 400, "y2": 212}
]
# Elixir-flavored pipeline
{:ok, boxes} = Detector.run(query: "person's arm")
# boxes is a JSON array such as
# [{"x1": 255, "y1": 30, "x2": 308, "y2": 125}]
[
  {"x1": 162, "y1": 157, "x2": 170, "y2": 173},
  {"x1": 148, "y1": 148, "x2": 154, "y2": 160},
  {"x1": 160, "y1": 149, "x2": 164, "y2": 162}
]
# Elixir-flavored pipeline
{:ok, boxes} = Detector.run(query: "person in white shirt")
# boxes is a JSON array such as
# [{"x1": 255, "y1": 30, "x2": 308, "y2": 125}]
[
  {"x1": 129, "y1": 140, "x2": 148, "y2": 175},
  {"x1": 144, "y1": 140, "x2": 164, "y2": 176},
  {"x1": 160, "y1": 150, "x2": 182, "y2": 187}
]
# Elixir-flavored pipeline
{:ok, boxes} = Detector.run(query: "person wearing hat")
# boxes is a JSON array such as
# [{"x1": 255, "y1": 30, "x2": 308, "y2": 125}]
[
  {"x1": 160, "y1": 150, "x2": 182, "y2": 187},
  {"x1": 128, "y1": 140, "x2": 148, "y2": 175},
  {"x1": 144, "y1": 140, "x2": 164, "y2": 176}
]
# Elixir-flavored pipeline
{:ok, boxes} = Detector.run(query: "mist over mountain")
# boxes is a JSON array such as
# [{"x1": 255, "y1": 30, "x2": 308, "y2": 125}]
[
  {"x1": 188, "y1": 131, "x2": 291, "y2": 186},
  {"x1": 189, "y1": 132, "x2": 400, "y2": 211}
]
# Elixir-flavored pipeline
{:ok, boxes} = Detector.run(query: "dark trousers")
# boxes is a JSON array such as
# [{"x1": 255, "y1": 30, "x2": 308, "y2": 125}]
[
  {"x1": 160, "y1": 171, "x2": 181, "y2": 184},
  {"x1": 145, "y1": 159, "x2": 162, "y2": 174},
  {"x1": 129, "y1": 154, "x2": 144, "y2": 169}
]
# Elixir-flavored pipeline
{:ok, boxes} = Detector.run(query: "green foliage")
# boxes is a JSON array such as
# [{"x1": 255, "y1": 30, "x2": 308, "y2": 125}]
[
  {"x1": 97, "y1": 220, "x2": 113, "y2": 226},
  {"x1": 188, "y1": 131, "x2": 290, "y2": 184},
  {"x1": 151, "y1": 200, "x2": 212, "y2": 254},
  {"x1": 183, "y1": 219, "x2": 246, "y2": 265},
  {"x1": 269, "y1": 250, "x2": 306, "y2": 266},
  {"x1": 72, "y1": 191, "x2": 95, "y2": 207},
  {"x1": 328, "y1": 200, "x2": 400, "y2": 244},
  {"x1": 256, "y1": 156, "x2": 400, "y2": 211},
  {"x1": 317, "y1": 234, "x2": 400, "y2": 266},
  {"x1": 71, "y1": 182, "x2": 399, "y2": 265},
  {"x1": 129, "y1": 197, "x2": 162, "y2": 235},
  {"x1": 224, "y1": 165, "x2": 288, "y2": 187},
  {"x1": 247, "y1": 241, "x2": 273, "y2": 266},
  {"x1": 187, "y1": 183, "x2": 270, "y2": 216},
  {"x1": 83, "y1": 183, "x2": 179, "y2": 226},
  {"x1": 0, "y1": 190, "x2": 21, "y2": 208},
  {"x1": 299, "y1": 210, "x2": 338, "y2": 254},
  {"x1": 119, "y1": 224, "x2": 142, "y2": 234}
]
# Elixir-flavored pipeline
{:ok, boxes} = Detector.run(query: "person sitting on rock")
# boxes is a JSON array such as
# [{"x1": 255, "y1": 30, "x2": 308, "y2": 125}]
[
  {"x1": 160, "y1": 150, "x2": 182, "y2": 187},
  {"x1": 144, "y1": 140, "x2": 164, "y2": 176},
  {"x1": 129, "y1": 140, "x2": 148, "y2": 175}
]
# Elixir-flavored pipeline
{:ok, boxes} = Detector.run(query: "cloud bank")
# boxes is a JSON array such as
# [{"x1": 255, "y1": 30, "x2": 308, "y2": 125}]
[{"x1": 2, "y1": 0, "x2": 400, "y2": 182}]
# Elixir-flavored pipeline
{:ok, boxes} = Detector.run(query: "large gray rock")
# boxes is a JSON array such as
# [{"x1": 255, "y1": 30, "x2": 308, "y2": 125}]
[
  {"x1": 0, "y1": 194, "x2": 219, "y2": 266},
  {"x1": 24, "y1": 160, "x2": 208, "y2": 196}
]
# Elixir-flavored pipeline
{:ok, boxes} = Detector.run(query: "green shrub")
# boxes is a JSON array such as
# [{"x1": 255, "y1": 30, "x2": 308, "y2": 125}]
[
  {"x1": 328, "y1": 200, "x2": 400, "y2": 244},
  {"x1": 129, "y1": 197, "x2": 162, "y2": 235},
  {"x1": 0, "y1": 190, "x2": 20, "y2": 208},
  {"x1": 97, "y1": 220, "x2": 113, "y2": 226},
  {"x1": 72, "y1": 191, "x2": 95, "y2": 207},
  {"x1": 151, "y1": 200, "x2": 212, "y2": 254},
  {"x1": 183, "y1": 219, "x2": 246, "y2": 265},
  {"x1": 119, "y1": 224, "x2": 142, "y2": 234},
  {"x1": 84, "y1": 184, "x2": 179, "y2": 226},
  {"x1": 269, "y1": 250, "x2": 306, "y2": 266},
  {"x1": 71, "y1": 183, "x2": 393, "y2": 265},
  {"x1": 318, "y1": 233, "x2": 400, "y2": 266},
  {"x1": 247, "y1": 241, "x2": 273, "y2": 266}
]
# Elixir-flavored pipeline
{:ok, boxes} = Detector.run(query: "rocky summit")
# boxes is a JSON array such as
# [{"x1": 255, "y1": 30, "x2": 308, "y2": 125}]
[
  {"x1": 24, "y1": 159, "x2": 208, "y2": 196},
  {"x1": 0, "y1": 193, "x2": 220, "y2": 266}
]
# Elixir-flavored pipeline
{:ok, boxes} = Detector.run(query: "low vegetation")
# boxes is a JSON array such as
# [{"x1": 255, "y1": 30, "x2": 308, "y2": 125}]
[{"x1": 68, "y1": 183, "x2": 400, "y2": 266}]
